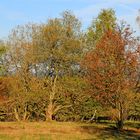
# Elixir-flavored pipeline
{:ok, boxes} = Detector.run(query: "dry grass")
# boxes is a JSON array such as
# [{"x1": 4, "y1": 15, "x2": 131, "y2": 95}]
[{"x1": 0, "y1": 121, "x2": 139, "y2": 140}]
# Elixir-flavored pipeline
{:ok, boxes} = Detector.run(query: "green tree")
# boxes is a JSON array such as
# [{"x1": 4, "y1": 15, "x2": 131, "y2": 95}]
[{"x1": 87, "y1": 9, "x2": 116, "y2": 49}]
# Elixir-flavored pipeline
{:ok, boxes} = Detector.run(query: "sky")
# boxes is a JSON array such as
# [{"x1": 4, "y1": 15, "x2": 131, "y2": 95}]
[{"x1": 0, "y1": 0, "x2": 140, "y2": 39}]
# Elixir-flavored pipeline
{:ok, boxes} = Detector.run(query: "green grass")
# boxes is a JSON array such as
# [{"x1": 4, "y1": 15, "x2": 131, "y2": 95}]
[{"x1": 0, "y1": 121, "x2": 139, "y2": 140}]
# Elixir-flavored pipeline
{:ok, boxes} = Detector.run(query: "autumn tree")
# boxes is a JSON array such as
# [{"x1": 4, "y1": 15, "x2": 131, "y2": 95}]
[
  {"x1": 5, "y1": 11, "x2": 85, "y2": 122},
  {"x1": 5, "y1": 24, "x2": 40, "y2": 121},
  {"x1": 0, "y1": 41, "x2": 10, "y2": 121},
  {"x1": 0, "y1": 40, "x2": 8, "y2": 75},
  {"x1": 33, "y1": 11, "x2": 83, "y2": 121},
  {"x1": 83, "y1": 28, "x2": 139, "y2": 129}
]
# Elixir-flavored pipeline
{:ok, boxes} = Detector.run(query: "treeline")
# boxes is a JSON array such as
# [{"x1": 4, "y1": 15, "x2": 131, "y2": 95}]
[{"x1": 0, "y1": 9, "x2": 140, "y2": 129}]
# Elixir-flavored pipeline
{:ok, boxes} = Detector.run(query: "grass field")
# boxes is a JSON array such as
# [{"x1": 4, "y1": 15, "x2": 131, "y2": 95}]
[{"x1": 0, "y1": 121, "x2": 139, "y2": 140}]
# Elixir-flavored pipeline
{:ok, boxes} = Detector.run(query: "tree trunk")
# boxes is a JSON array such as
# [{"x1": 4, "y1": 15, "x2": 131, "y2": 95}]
[
  {"x1": 87, "y1": 109, "x2": 97, "y2": 123},
  {"x1": 46, "y1": 101, "x2": 53, "y2": 121},
  {"x1": 116, "y1": 120, "x2": 124, "y2": 130},
  {"x1": 14, "y1": 108, "x2": 21, "y2": 122},
  {"x1": 23, "y1": 105, "x2": 29, "y2": 121},
  {"x1": 116, "y1": 102, "x2": 124, "y2": 130},
  {"x1": 45, "y1": 75, "x2": 58, "y2": 122}
]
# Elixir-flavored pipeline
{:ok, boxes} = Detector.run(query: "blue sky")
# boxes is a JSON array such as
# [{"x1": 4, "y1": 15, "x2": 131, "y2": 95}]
[{"x1": 0, "y1": 0, "x2": 140, "y2": 38}]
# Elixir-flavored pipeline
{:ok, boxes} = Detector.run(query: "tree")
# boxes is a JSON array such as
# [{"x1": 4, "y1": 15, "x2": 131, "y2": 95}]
[
  {"x1": 5, "y1": 11, "x2": 84, "y2": 122},
  {"x1": 0, "y1": 40, "x2": 7, "y2": 75},
  {"x1": 31, "y1": 11, "x2": 84, "y2": 121},
  {"x1": 83, "y1": 29, "x2": 139, "y2": 129},
  {"x1": 136, "y1": 10, "x2": 140, "y2": 93},
  {"x1": 136, "y1": 9, "x2": 140, "y2": 27},
  {"x1": 5, "y1": 24, "x2": 43, "y2": 121},
  {"x1": 87, "y1": 9, "x2": 116, "y2": 49}
]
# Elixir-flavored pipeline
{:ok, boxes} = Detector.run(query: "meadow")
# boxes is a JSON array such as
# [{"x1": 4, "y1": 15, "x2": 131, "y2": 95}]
[{"x1": 0, "y1": 121, "x2": 139, "y2": 140}]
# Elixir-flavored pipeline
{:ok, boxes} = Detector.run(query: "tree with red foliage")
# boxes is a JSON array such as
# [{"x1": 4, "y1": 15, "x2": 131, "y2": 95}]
[{"x1": 84, "y1": 29, "x2": 139, "y2": 129}]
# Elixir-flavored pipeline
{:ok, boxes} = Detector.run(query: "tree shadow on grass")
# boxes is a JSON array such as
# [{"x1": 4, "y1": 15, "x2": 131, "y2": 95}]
[
  {"x1": 80, "y1": 124, "x2": 140, "y2": 140},
  {"x1": 125, "y1": 122, "x2": 140, "y2": 129}
]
